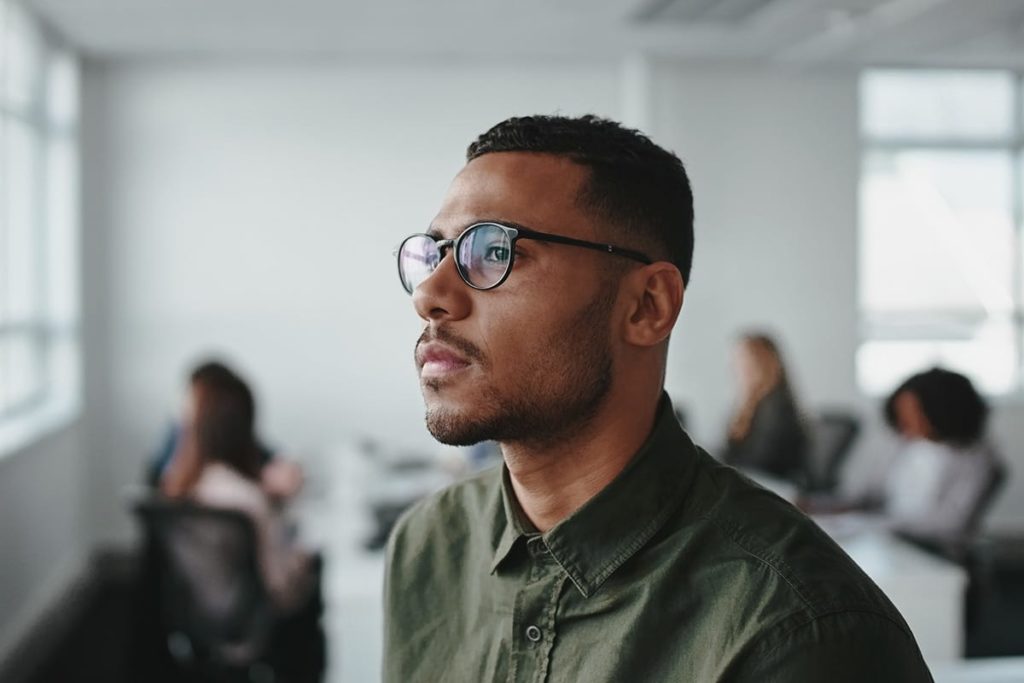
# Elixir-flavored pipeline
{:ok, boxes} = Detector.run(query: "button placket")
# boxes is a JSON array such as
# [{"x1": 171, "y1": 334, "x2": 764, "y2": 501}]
[
  {"x1": 533, "y1": 574, "x2": 569, "y2": 682},
  {"x1": 509, "y1": 550, "x2": 565, "y2": 682}
]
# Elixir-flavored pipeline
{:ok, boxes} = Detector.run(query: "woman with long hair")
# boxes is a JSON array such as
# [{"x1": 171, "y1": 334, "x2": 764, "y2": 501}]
[
  {"x1": 162, "y1": 370, "x2": 314, "y2": 613},
  {"x1": 722, "y1": 332, "x2": 809, "y2": 482}
]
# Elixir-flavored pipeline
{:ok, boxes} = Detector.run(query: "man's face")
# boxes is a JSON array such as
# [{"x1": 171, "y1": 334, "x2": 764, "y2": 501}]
[{"x1": 412, "y1": 152, "x2": 620, "y2": 447}]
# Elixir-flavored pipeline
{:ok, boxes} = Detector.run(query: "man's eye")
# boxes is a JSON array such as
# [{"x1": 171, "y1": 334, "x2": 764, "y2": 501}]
[{"x1": 484, "y1": 246, "x2": 510, "y2": 262}]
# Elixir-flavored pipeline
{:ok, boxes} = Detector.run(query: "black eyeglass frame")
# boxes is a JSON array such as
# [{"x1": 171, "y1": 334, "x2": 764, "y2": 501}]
[{"x1": 396, "y1": 221, "x2": 653, "y2": 294}]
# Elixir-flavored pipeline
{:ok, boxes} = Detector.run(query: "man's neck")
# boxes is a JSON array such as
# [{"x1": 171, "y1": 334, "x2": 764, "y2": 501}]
[{"x1": 502, "y1": 388, "x2": 662, "y2": 533}]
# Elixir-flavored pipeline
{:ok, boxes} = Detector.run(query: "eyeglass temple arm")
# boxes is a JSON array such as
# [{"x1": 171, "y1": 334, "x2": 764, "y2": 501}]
[{"x1": 519, "y1": 231, "x2": 652, "y2": 265}]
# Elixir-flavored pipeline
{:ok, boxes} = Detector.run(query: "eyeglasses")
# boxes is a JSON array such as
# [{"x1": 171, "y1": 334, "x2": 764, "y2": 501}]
[{"x1": 396, "y1": 221, "x2": 652, "y2": 294}]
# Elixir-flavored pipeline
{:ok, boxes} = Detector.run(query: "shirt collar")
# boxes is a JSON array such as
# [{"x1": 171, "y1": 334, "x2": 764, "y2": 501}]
[
  {"x1": 490, "y1": 466, "x2": 536, "y2": 571},
  {"x1": 490, "y1": 393, "x2": 698, "y2": 597}
]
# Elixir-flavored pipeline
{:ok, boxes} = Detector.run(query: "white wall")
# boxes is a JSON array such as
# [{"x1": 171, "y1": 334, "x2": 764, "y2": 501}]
[
  {"x1": 654, "y1": 64, "x2": 861, "y2": 440},
  {"x1": 80, "y1": 58, "x2": 624, "y2": 542},
  {"x1": 80, "y1": 57, "x2": 1024, "y2": 542}
]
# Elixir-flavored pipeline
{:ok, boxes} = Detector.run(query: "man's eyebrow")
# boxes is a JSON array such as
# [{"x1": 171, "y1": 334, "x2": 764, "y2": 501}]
[{"x1": 425, "y1": 226, "x2": 444, "y2": 239}]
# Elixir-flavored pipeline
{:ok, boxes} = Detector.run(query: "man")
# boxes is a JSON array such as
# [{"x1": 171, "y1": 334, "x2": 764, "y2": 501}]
[{"x1": 385, "y1": 115, "x2": 932, "y2": 681}]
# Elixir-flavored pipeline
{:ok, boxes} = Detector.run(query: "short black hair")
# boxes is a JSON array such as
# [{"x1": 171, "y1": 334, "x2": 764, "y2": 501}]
[
  {"x1": 884, "y1": 367, "x2": 989, "y2": 445},
  {"x1": 467, "y1": 115, "x2": 695, "y2": 285}
]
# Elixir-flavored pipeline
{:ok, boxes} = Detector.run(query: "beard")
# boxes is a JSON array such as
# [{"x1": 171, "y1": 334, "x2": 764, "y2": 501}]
[{"x1": 421, "y1": 284, "x2": 615, "y2": 448}]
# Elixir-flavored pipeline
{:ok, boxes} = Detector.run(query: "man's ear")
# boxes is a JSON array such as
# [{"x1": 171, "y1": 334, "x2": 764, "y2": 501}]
[{"x1": 621, "y1": 263, "x2": 684, "y2": 347}]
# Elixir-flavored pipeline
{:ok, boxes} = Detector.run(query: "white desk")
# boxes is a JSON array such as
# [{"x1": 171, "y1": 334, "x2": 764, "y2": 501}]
[
  {"x1": 292, "y1": 444, "x2": 389, "y2": 683},
  {"x1": 815, "y1": 514, "x2": 968, "y2": 663}
]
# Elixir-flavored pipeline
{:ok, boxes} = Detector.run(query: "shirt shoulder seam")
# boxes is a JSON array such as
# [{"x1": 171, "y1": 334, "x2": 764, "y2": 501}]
[{"x1": 706, "y1": 512, "x2": 817, "y2": 612}]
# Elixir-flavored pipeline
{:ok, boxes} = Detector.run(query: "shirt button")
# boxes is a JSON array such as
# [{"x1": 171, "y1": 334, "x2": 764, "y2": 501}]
[{"x1": 525, "y1": 625, "x2": 542, "y2": 642}]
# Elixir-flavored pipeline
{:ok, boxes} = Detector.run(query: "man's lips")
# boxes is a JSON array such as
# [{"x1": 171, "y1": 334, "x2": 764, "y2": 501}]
[{"x1": 416, "y1": 342, "x2": 472, "y2": 379}]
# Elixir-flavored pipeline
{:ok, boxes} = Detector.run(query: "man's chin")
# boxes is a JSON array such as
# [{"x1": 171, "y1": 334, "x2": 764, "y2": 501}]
[{"x1": 424, "y1": 402, "x2": 495, "y2": 447}]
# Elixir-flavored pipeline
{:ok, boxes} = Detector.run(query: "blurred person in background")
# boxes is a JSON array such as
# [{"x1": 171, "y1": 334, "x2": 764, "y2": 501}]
[
  {"x1": 161, "y1": 369, "x2": 317, "y2": 614},
  {"x1": 881, "y1": 367, "x2": 1005, "y2": 539},
  {"x1": 721, "y1": 332, "x2": 809, "y2": 483},
  {"x1": 807, "y1": 367, "x2": 1006, "y2": 540},
  {"x1": 147, "y1": 360, "x2": 304, "y2": 502}
]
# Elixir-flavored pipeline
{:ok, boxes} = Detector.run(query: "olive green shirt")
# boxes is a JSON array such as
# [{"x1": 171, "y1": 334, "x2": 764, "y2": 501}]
[{"x1": 384, "y1": 397, "x2": 933, "y2": 682}]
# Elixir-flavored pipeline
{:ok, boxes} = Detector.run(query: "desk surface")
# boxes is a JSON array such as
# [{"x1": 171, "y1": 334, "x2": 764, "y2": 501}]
[{"x1": 815, "y1": 513, "x2": 966, "y2": 579}]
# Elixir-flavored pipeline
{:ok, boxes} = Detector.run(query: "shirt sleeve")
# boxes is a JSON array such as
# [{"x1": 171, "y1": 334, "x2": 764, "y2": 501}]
[{"x1": 726, "y1": 610, "x2": 934, "y2": 683}]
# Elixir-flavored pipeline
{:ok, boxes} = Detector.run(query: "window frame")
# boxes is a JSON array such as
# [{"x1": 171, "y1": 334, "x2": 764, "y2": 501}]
[
  {"x1": 0, "y1": 0, "x2": 81, "y2": 457},
  {"x1": 858, "y1": 67, "x2": 1024, "y2": 399}
]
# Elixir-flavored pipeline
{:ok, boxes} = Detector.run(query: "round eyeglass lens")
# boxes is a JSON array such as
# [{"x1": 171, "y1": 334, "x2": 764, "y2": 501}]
[
  {"x1": 458, "y1": 223, "x2": 513, "y2": 289},
  {"x1": 399, "y1": 235, "x2": 440, "y2": 293}
]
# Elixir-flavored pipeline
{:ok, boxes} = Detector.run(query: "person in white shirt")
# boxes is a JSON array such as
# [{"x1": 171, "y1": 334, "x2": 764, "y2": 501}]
[
  {"x1": 880, "y1": 367, "x2": 1004, "y2": 539},
  {"x1": 805, "y1": 367, "x2": 1005, "y2": 540}
]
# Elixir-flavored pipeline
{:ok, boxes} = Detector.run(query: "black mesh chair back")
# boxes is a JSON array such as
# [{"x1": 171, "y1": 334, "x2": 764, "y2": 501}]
[
  {"x1": 965, "y1": 459, "x2": 1009, "y2": 537},
  {"x1": 805, "y1": 412, "x2": 860, "y2": 493},
  {"x1": 896, "y1": 456, "x2": 1011, "y2": 571},
  {"x1": 133, "y1": 498, "x2": 275, "y2": 667}
]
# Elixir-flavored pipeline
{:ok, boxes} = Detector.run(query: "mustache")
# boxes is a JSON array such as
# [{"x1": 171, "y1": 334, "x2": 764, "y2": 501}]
[{"x1": 416, "y1": 327, "x2": 485, "y2": 364}]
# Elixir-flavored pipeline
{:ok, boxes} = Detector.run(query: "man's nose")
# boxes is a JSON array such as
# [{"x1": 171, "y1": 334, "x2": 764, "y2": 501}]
[{"x1": 411, "y1": 250, "x2": 471, "y2": 323}]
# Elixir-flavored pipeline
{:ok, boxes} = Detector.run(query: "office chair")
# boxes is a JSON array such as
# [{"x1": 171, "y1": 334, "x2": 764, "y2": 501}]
[
  {"x1": 965, "y1": 527, "x2": 1024, "y2": 657},
  {"x1": 803, "y1": 411, "x2": 860, "y2": 493},
  {"x1": 132, "y1": 498, "x2": 278, "y2": 682},
  {"x1": 964, "y1": 459, "x2": 1009, "y2": 537}
]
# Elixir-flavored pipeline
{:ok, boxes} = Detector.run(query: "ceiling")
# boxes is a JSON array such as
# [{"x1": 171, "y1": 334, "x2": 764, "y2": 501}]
[{"x1": 21, "y1": 0, "x2": 1024, "y2": 68}]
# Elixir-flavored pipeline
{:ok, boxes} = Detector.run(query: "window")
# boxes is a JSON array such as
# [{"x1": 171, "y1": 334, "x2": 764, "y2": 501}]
[
  {"x1": 0, "y1": 0, "x2": 80, "y2": 453},
  {"x1": 859, "y1": 69, "x2": 1024, "y2": 396}
]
